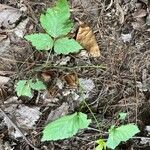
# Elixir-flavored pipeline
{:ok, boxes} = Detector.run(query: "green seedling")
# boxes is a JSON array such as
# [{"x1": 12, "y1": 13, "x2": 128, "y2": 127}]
[
  {"x1": 24, "y1": 0, "x2": 82, "y2": 54},
  {"x1": 95, "y1": 139, "x2": 106, "y2": 150},
  {"x1": 106, "y1": 123, "x2": 140, "y2": 149},
  {"x1": 96, "y1": 113, "x2": 140, "y2": 150},
  {"x1": 16, "y1": 79, "x2": 46, "y2": 97}
]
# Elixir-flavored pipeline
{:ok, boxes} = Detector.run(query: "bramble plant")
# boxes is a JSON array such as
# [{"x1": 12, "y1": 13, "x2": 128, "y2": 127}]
[
  {"x1": 15, "y1": 0, "x2": 140, "y2": 148},
  {"x1": 24, "y1": 0, "x2": 82, "y2": 54},
  {"x1": 16, "y1": 79, "x2": 46, "y2": 97},
  {"x1": 96, "y1": 113, "x2": 140, "y2": 150},
  {"x1": 15, "y1": 0, "x2": 91, "y2": 143},
  {"x1": 15, "y1": 0, "x2": 82, "y2": 97}
]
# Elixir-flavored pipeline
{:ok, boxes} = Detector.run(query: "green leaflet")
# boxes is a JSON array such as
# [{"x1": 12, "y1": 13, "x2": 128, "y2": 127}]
[
  {"x1": 54, "y1": 37, "x2": 82, "y2": 54},
  {"x1": 40, "y1": 0, "x2": 73, "y2": 38},
  {"x1": 96, "y1": 139, "x2": 106, "y2": 150},
  {"x1": 16, "y1": 80, "x2": 46, "y2": 97},
  {"x1": 30, "y1": 80, "x2": 46, "y2": 91},
  {"x1": 24, "y1": 33, "x2": 53, "y2": 50},
  {"x1": 41, "y1": 112, "x2": 91, "y2": 141},
  {"x1": 16, "y1": 80, "x2": 32, "y2": 97},
  {"x1": 106, "y1": 124, "x2": 140, "y2": 149},
  {"x1": 119, "y1": 112, "x2": 127, "y2": 120}
]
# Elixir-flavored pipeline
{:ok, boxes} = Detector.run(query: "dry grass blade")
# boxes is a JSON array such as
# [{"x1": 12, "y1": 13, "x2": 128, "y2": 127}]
[
  {"x1": 106, "y1": 0, "x2": 114, "y2": 10},
  {"x1": 115, "y1": 0, "x2": 124, "y2": 24},
  {"x1": 76, "y1": 22, "x2": 100, "y2": 57}
]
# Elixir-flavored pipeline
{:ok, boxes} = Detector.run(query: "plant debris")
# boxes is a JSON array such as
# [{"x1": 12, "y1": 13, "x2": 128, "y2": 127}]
[{"x1": 76, "y1": 22, "x2": 100, "y2": 57}]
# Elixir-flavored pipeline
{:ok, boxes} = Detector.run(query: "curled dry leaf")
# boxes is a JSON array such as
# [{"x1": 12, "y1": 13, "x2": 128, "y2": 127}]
[
  {"x1": 76, "y1": 22, "x2": 100, "y2": 57},
  {"x1": 132, "y1": 9, "x2": 147, "y2": 18},
  {"x1": 41, "y1": 70, "x2": 56, "y2": 82},
  {"x1": 0, "y1": 4, "x2": 22, "y2": 29},
  {"x1": 63, "y1": 72, "x2": 78, "y2": 87}
]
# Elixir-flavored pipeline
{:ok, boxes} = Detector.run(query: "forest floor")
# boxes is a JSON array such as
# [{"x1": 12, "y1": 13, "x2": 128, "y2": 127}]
[{"x1": 0, "y1": 0, "x2": 150, "y2": 149}]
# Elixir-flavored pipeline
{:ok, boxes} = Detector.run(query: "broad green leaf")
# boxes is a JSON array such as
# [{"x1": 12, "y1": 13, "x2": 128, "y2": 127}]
[
  {"x1": 55, "y1": 0, "x2": 70, "y2": 19},
  {"x1": 41, "y1": 112, "x2": 91, "y2": 141},
  {"x1": 119, "y1": 112, "x2": 127, "y2": 120},
  {"x1": 30, "y1": 80, "x2": 46, "y2": 91},
  {"x1": 106, "y1": 124, "x2": 140, "y2": 149},
  {"x1": 54, "y1": 37, "x2": 82, "y2": 54},
  {"x1": 15, "y1": 79, "x2": 46, "y2": 97},
  {"x1": 96, "y1": 139, "x2": 106, "y2": 150},
  {"x1": 40, "y1": 0, "x2": 73, "y2": 38},
  {"x1": 16, "y1": 80, "x2": 32, "y2": 97},
  {"x1": 24, "y1": 33, "x2": 53, "y2": 50}
]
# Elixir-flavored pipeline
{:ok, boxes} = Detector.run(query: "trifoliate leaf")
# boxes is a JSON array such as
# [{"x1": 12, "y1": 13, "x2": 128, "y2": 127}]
[
  {"x1": 119, "y1": 112, "x2": 127, "y2": 120},
  {"x1": 106, "y1": 124, "x2": 140, "y2": 149},
  {"x1": 24, "y1": 33, "x2": 53, "y2": 50},
  {"x1": 96, "y1": 139, "x2": 106, "y2": 150},
  {"x1": 30, "y1": 80, "x2": 46, "y2": 91},
  {"x1": 16, "y1": 80, "x2": 32, "y2": 97},
  {"x1": 41, "y1": 112, "x2": 91, "y2": 141},
  {"x1": 54, "y1": 37, "x2": 82, "y2": 54},
  {"x1": 15, "y1": 79, "x2": 46, "y2": 97},
  {"x1": 40, "y1": 0, "x2": 73, "y2": 38}
]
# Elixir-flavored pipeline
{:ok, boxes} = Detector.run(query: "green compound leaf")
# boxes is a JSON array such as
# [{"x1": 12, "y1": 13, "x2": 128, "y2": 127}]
[
  {"x1": 40, "y1": 0, "x2": 73, "y2": 38},
  {"x1": 24, "y1": 33, "x2": 53, "y2": 50},
  {"x1": 16, "y1": 80, "x2": 32, "y2": 98},
  {"x1": 30, "y1": 80, "x2": 46, "y2": 91},
  {"x1": 54, "y1": 37, "x2": 82, "y2": 54},
  {"x1": 41, "y1": 112, "x2": 91, "y2": 141},
  {"x1": 106, "y1": 124, "x2": 140, "y2": 149},
  {"x1": 16, "y1": 80, "x2": 46, "y2": 98},
  {"x1": 96, "y1": 139, "x2": 106, "y2": 150}
]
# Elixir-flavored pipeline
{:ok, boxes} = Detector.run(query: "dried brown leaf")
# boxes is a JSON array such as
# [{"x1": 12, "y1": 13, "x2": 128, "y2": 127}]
[
  {"x1": 76, "y1": 22, "x2": 100, "y2": 57},
  {"x1": 63, "y1": 72, "x2": 78, "y2": 87},
  {"x1": 133, "y1": 9, "x2": 147, "y2": 18},
  {"x1": 41, "y1": 71, "x2": 56, "y2": 82},
  {"x1": 0, "y1": 4, "x2": 22, "y2": 29},
  {"x1": 41, "y1": 72, "x2": 51, "y2": 82},
  {"x1": 46, "y1": 102, "x2": 69, "y2": 123}
]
